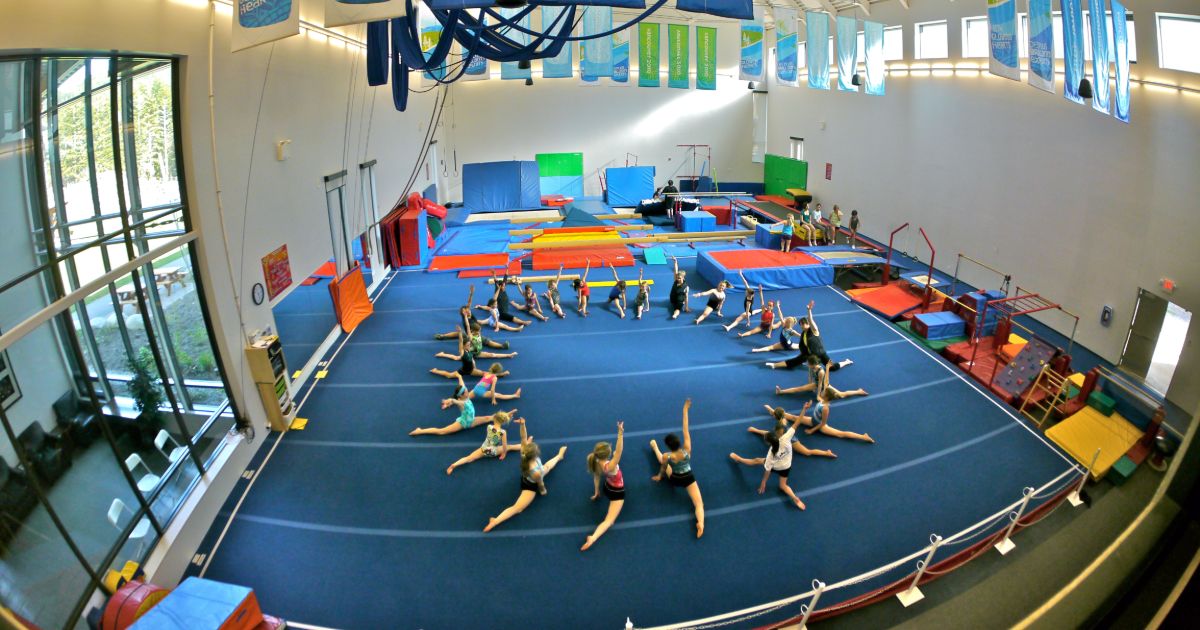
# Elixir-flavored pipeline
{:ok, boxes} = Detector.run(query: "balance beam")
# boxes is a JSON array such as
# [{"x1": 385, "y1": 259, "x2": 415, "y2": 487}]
[
  {"x1": 487, "y1": 274, "x2": 581, "y2": 284},
  {"x1": 507, "y1": 231, "x2": 754, "y2": 250},
  {"x1": 508, "y1": 224, "x2": 652, "y2": 236}
]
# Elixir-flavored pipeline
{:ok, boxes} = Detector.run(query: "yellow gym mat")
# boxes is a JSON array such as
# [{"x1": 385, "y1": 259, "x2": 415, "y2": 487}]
[{"x1": 1046, "y1": 406, "x2": 1141, "y2": 479}]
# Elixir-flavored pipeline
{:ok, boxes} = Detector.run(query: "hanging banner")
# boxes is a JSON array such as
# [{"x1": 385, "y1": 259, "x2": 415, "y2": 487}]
[
  {"x1": 232, "y1": 0, "x2": 299, "y2": 52},
  {"x1": 542, "y1": 7, "x2": 574, "y2": 79},
  {"x1": 1027, "y1": 0, "x2": 1054, "y2": 93},
  {"x1": 697, "y1": 26, "x2": 717, "y2": 90},
  {"x1": 1112, "y1": 0, "x2": 1131, "y2": 123},
  {"x1": 582, "y1": 6, "x2": 614, "y2": 80},
  {"x1": 498, "y1": 7, "x2": 531, "y2": 80},
  {"x1": 324, "y1": 0, "x2": 406, "y2": 29},
  {"x1": 1089, "y1": 1, "x2": 1111, "y2": 115},
  {"x1": 668, "y1": 23, "x2": 690, "y2": 89},
  {"x1": 739, "y1": 7, "x2": 765, "y2": 82},
  {"x1": 613, "y1": 28, "x2": 630, "y2": 84},
  {"x1": 836, "y1": 16, "x2": 857, "y2": 91},
  {"x1": 987, "y1": 0, "x2": 1019, "y2": 81},
  {"x1": 460, "y1": 10, "x2": 489, "y2": 81},
  {"x1": 1061, "y1": 0, "x2": 1085, "y2": 104},
  {"x1": 419, "y1": 5, "x2": 447, "y2": 82},
  {"x1": 638, "y1": 22, "x2": 661, "y2": 87},
  {"x1": 676, "y1": 0, "x2": 753, "y2": 20},
  {"x1": 806, "y1": 12, "x2": 830, "y2": 90},
  {"x1": 863, "y1": 20, "x2": 885, "y2": 96},
  {"x1": 775, "y1": 7, "x2": 799, "y2": 87}
]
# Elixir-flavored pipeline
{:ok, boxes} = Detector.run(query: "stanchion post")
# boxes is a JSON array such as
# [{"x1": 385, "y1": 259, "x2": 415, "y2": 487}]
[
  {"x1": 896, "y1": 534, "x2": 943, "y2": 607},
  {"x1": 1068, "y1": 448, "x2": 1100, "y2": 507},
  {"x1": 797, "y1": 580, "x2": 825, "y2": 629},
  {"x1": 995, "y1": 487, "x2": 1035, "y2": 555}
]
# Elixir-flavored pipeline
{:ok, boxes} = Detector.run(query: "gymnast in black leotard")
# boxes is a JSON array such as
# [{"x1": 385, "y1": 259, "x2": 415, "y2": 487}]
[{"x1": 692, "y1": 281, "x2": 731, "y2": 325}]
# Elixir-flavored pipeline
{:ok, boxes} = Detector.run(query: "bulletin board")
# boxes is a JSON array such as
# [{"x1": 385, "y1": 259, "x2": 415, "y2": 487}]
[{"x1": 262, "y1": 244, "x2": 293, "y2": 301}]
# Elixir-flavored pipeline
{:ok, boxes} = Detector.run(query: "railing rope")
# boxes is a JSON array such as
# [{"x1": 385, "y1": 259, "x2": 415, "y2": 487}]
[
  {"x1": 1068, "y1": 448, "x2": 1100, "y2": 507},
  {"x1": 896, "y1": 534, "x2": 943, "y2": 607},
  {"x1": 995, "y1": 486, "x2": 1036, "y2": 555}
]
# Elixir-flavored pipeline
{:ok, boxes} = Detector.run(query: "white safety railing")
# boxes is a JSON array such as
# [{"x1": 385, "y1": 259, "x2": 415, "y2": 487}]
[{"x1": 634, "y1": 464, "x2": 1086, "y2": 630}]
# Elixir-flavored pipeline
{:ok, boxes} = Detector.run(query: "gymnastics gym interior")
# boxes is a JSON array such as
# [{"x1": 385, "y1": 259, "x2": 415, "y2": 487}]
[{"x1": 1, "y1": 1, "x2": 1199, "y2": 629}]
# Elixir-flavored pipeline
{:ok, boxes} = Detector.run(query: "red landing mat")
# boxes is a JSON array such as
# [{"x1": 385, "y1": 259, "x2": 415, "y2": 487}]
[
  {"x1": 428, "y1": 253, "x2": 510, "y2": 272},
  {"x1": 850, "y1": 283, "x2": 926, "y2": 319},
  {"x1": 532, "y1": 246, "x2": 634, "y2": 270},
  {"x1": 708, "y1": 249, "x2": 821, "y2": 269},
  {"x1": 310, "y1": 260, "x2": 337, "y2": 278},
  {"x1": 458, "y1": 259, "x2": 522, "y2": 278}
]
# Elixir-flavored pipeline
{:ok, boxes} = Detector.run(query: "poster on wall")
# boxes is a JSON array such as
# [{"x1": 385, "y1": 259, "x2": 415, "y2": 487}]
[
  {"x1": 697, "y1": 26, "x2": 717, "y2": 90},
  {"x1": 1027, "y1": 0, "x2": 1055, "y2": 93},
  {"x1": 582, "y1": 6, "x2": 614, "y2": 82},
  {"x1": 775, "y1": 7, "x2": 799, "y2": 87},
  {"x1": 806, "y1": 11, "x2": 830, "y2": 90},
  {"x1": 668, "y1": 24, "x2": 690, "y2": 89},
  {"x1": 863, "y1": 20, "x2": 885, "y2": 96},
  {"x1": 232, "y1": 0, "x2": 300, "y2": 52},
  {"x1": 1088, "y1": 2, "x2": 1112, "y2": 115},
  {"x1": 262, "y1": 244, "x2": 293, "y2": 301},
  {"x1": 639, "y1": 22, "x2": 661, "y2": 87},
  {"x1": 499, "y1": 8, "x2": 532, "y2": 80},
  {"x1": 323, "y1": 0, "x2": 406, "y2": 29},
  {"x1": 1112, "y1": 0, "x2": 1131, "y2": 123},
  {"x1": 542, "y1": 7, "x2": 574, "y2": 79},
  {"x1": 419, "y1": 5, "x2": 447, "y2": 82},
  {"x1": 613, "y1": 28, "x2": 631, "y2": 84},
  {"x1": 836, "y1": 15, "x2": 857, "y2": 91},
  {"x1": 739, "y1": 7, "x2": 764, "y2": 82},
  {"x1": 1061, "y1": 0, "x2": 1086, "y2": 104},
  {"x1": 987, "y1": 0, "x2": 1020, "y2": 81}
]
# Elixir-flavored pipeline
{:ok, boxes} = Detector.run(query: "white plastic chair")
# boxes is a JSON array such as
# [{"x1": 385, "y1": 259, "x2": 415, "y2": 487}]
[
  {"x1": 124, "y1": 453, "x2": 160, "y2": 493},
  {"x1": 154, "y1": 430, "x2": 188, "y2": 464},
  {"x1": 106, "y1": 498, "x2": 151, "y2": 557}
]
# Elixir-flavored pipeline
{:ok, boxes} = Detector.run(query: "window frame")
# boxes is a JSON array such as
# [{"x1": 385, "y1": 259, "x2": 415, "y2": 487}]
[
  {"x1": 1157, "y1": 12, "x2": 1200, "y2": 74},
  {"x1": 914, "y1": 19, "x2": 950, "y2": 60},
  {"x1": 962, "y1": 16, "x2": 990, "y2": 59}
]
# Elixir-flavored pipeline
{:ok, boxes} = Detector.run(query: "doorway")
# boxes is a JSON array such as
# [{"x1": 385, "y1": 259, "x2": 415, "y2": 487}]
[{"x1": 1119, "y1": 288, "x2": 1192, "y2": 395}]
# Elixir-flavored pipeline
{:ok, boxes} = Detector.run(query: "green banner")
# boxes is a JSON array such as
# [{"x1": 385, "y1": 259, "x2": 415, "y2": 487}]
[
  {"x1": 638, "y1": 22, "x2": 660, "y2": 87},
  {"x1": 696, "y1": 26, "x2": 717, "y2": 90},
  {"x1": 668, "y1": 23, "x2": 689, "y2": 89}
]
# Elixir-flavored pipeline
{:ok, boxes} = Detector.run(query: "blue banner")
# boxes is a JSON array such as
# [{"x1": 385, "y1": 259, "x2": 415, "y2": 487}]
[
  {"x1": 864, "y1": 20, "x2": 885, "y2": 96},
  {"x1": 239, "y1": 0, "x2": 291, "y2": 27},
  {"x1": 987, "y1": 0, "x2": 1019, "y2": 81},
  {"x1": 1112, "y1": 0, "x2": 1130, "y2": 123},
  {"x1": 739, "y1": 7, "x2": 764, "y2": 81},
  {"x1": 775, "y1": 8, "x2": 798, "y2": 87},
  {"x1": 1089, "y1": 1, "x2": 1111, "y2": 115},
  {"x1": 613, "y1": 28, "x2": 630, "y2": 83},
  {"x1": 419, "y1": 6, "x2": 446, "y2": 81},
  {"x1": 675, "y1": 0, "x2": 752, "y2": 21},
  {"x1": 541, "y1": 7, "x2": 573, "y2": 79},
  {"x1": 806, "y1": 12, "x2": 829, "y2": 90},
  {"x1": 582, "y1": 6, "x2": 614, "y2": 79},
  {"x1": 498, "y1": 8, "x2": 531, "y2": 80},
  {"x1": 836, "y1": 16, "x2": 857, "y2": 91},
  {"x1": 1027, "y1": 0, "x2": 1054, "y2": 93},
  {"x1": 1061, "y1": 0, "x2": 1085, "y2": 104},
  {"x1": 232, "y1": 0, "x2": 297, "y2": 51}
]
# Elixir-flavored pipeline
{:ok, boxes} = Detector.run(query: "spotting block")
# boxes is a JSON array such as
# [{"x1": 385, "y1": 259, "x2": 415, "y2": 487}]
[
  {"x1": 911, "y1": 311, "x2": 966, "y2": 340},
  {"x1": 1107, "y1": 455, "x2": 1137, "y2": 486},
  {"x1": 130, "y1": 577, "x2": 264, "y2": 630},
  {"x1": 1088, "y1": 390, "x2": 1116, "y2": 416},
  {"x1": 677, "y1": 210, "x2": 717, "y2": 232}
]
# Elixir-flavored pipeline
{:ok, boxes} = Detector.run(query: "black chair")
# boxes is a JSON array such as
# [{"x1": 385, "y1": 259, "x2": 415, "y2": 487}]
[
  {"x1": 52, "y1": 391, "x2": 101, "y2": 447},
  {"x1": 17, "y1": 423, "x2": 69, "y2": 485},
  {"x1": 0, "y1": 458, "x2": 38, "y2": 546}
]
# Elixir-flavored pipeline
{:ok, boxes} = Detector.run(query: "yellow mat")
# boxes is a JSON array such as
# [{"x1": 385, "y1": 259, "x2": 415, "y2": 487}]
[
  {"x1": 1046, "y1": 406, "x2": 1141, "y2": 479},
  {"x1": 589, "y1": 280, "x2": 654, "y2": 288},
  {"x1": 1067, "y1": 372, "x2": 1086, "y2": 387}
]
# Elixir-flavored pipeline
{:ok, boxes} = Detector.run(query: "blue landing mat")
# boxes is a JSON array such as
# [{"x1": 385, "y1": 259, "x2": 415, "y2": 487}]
[
  {"x1": 432, "y1": 224, "x2": 514, "y2": 256},
  {"x1": 697, "y1": 250, "x2": 834, "y2": 290}
]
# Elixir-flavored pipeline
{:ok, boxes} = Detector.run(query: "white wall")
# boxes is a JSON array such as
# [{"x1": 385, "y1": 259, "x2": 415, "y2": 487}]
[
  {"x1": 445, "y1": 16, "x2": 760, "y2": 198},
  {"x1": 770, "y1": 0, "x2": 1200, "y2": 410}
]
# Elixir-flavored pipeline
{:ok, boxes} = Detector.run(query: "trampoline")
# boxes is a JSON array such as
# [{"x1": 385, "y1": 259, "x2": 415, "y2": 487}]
[{"x1": 696, "y1": 247, "x2": 833, "y2": 290}]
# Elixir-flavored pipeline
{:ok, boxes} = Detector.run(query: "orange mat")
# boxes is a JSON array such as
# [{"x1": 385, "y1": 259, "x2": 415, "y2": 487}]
[
  {"x1": 328, "y1": 266, "x2": 373, "y2": 333},
  {"x1": 532, "y1": 246, "x2": 634, "y2": 270},
  {"x1": 428, "y1": 253, "x2": 509, "y2": 271},
  {"x1": 708, "y1": 249, "x2": 821, "y2": 269},
  {"x1": 850, "y1": 283, "x2": 925, "y2": 319},
  {"x1": 311, "y1": 260, "x2": 337, "y2": 278}
]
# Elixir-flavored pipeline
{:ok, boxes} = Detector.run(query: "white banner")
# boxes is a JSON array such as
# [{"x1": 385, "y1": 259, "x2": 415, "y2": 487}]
[
  {"x1": 232, "y1": 0, "x2": 300, "y2": 53},
  {"x1": 323, "y1": 0, "x2": 407, "y2": 29}
]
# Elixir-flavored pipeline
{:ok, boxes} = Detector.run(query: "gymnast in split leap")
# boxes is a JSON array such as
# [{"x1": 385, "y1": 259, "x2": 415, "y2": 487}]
[
  {"x1": 445, "y1": 411, "x2": 522, "y2": 475},
  {"x1": 776, "y1": 355, "x2": 868, "y2": 399},
  {"x1": 435, "y1": 324, "x2": 516, "y2": 361},
  {"x1": 651, "y1": 399, "x2": 705, "y2": 538},
  {"x1": 429, "y1": 328, "x2": 511, "y2": 380},
  {"x1": 729, "y1": 410, "x2": 808, "y2": 510},
  {"x1": 582, "y1": 421, "x2": 625, "y2": 551},
  {"x1": 668, "y1": 256, "x2": 690, "y2": 319},
  {"x1": 573, "y1": 260, "x2": 592, "y2": 316},
  {"x1": 541, "y1": 265, "x2": 567, "y2": 318},
  {"x1": 484, "y1": 418, "x2": 568, "y2": 532},
  {"x1": 409, "y1": 374, "x2": 516, "y2": 436},
  {"x1": 433, "y1": 287, "x2": 511, "y2": 350},
  {"x1": 693, "y1": 281, "x2": 731, "y2": 325},
  {"x1": 765, "y1": 301, "x2": 854, "y2": 371},
  {"x1": 605, "y1": 262, "x2": 628, "y2": 319},
  {"x1": 632, "y1": 268, "x2": 651, "y2": 320},
  {"x1": 765, "y1": 393, "x2": 874, "y2": 443},
  {"x1": 512, "y1": 279, "x2": 550, "y2": 322}
]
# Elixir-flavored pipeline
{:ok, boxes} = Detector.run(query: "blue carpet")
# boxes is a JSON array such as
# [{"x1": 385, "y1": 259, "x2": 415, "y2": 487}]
[
  {"x1": 271, "y1": 283, "x2": 339, "y2": 371},
  {"x1": 195, "y1": 260, "x2": 1075, "y2": 629}
]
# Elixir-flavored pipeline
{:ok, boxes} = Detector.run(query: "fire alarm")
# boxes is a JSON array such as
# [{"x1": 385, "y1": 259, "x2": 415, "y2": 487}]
[{"x1": 1161, "y1": 278, "x2": 1177, "y2": 294}]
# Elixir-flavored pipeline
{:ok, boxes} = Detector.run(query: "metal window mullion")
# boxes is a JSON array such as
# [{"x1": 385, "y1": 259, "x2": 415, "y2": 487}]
[
  {"x1": 107, "y1": 58, "x2": 205, "y2": 476},
  {"x1": 141, "y1": 257, "x2": 194, "y2": 410},
  {"x1": 72, "y1": 302, "x2": 116, "y2": 403},
  {"x1": 120, "y1": 75, "x2": 144, "y2": 225}
]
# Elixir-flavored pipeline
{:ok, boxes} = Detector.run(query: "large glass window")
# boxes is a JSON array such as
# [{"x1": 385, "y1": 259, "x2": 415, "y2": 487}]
[
  {"x1": 0, "y1": 53, "x2": 240, "y2": 629},
  {"x1": 1017, "y1": 12, "x2": 1137, "y2": 62},
  {"x1": 1157, "y1": 13, "x2": 1200, "y2": 74},
  {"x1": 963, "y1": 16, "x2": 990, "y2": 59},
  {"x1": 915, "y1": 20, "x2": 949, "y2": 60},
  {"x1": 884, "y1": 26, "x2": 904, "y2": 61}
]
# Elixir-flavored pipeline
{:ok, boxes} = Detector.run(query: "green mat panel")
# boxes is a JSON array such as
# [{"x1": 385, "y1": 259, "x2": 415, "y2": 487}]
[
  {"x1": 535, "y1": 152, "x2": 584, "y2": 177},
  {"x1": 643, "y1": 247, "x2": 668, "y2": 265},
  {"x1": 764, "y1": 154, "x2": 808, "y2": 197},
  {"x1": 896, "y1": 320, "x2": 967, "y2": 352},
  {"x1": 1087, "y1": 390, "x2": 1116, "y2": 416}
]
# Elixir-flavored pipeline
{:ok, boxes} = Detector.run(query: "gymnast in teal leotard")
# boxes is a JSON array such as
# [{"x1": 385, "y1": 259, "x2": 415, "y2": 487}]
[{"x1": 650, "y1": 399, "x2": 706, "y2": 538}]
